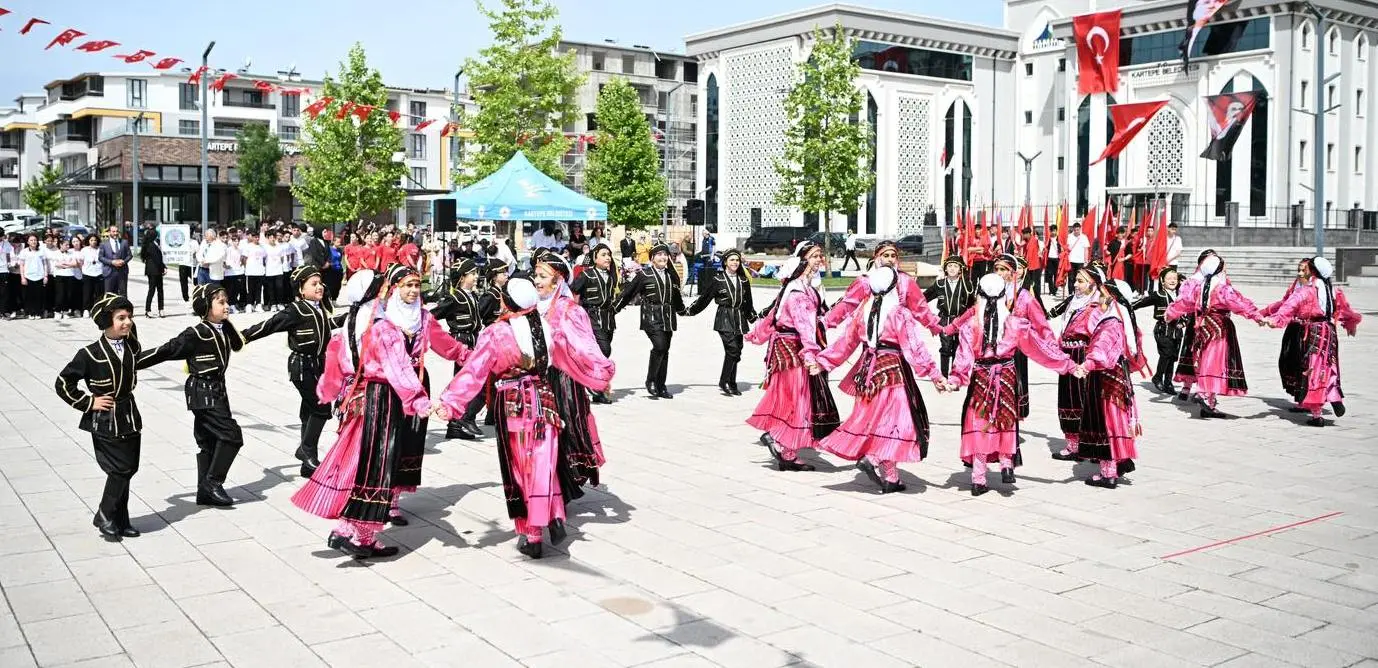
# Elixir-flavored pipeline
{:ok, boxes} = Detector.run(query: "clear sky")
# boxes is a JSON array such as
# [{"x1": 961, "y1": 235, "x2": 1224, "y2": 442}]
[{"x1": 0, "y1": 0, "x2": 1004, "y2": 100}]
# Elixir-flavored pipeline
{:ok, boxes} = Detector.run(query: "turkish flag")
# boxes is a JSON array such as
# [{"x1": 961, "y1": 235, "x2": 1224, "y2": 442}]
[
  {"x1": 151, "y1": 57, "x2": 183, "y2": 70},
  {"x1": 20, "y1": 18, "x2": 50, "y2": 35},
  {"x1": 1200, "y1": 91, "x2": 1260, "y2": 161},
  {"x1": 351, "y1": 104, "x2": 375, "y2": 122},
  {"x1": 253, "y1": 80, "x2": 278, "y2": 93},
  {"x1": 187, "y1": 66, "x2": 209, "y2": 85},
  {"x1": 208, "y1": 72, "x2": 238, "y2": 92},
  {"x1": 388, "y1": 110, "x2": 401, "y2": 125},
  {"x1": 1073, "y1": 10, "x2": 1121, "y2": 95},
  {"x1": 74, "y1": 39, "x2": 121, "y2": 53},
  {"x1": 1090, "y1": 100, "x2": 1169, "y2": 165},
  {"x1": 302, "y1": 96, "x2": 332, "y2": 118},
  {"x1": 413, "y1": 118, "x2": 436, "y2": 132},
  {"x1": 115, "y1": 49, "x2": 157, "y2": 64},
  {"x1": 46, "y1": 28, "x2": 86, "y2": 50}
]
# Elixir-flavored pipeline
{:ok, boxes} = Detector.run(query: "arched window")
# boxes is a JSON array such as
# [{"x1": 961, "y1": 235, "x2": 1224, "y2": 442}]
[
  {"x1": 705, "y1": 73, "x2": 719, "y2": 229},
  {"x1": 943, "y1": 100, "x2": 972, "y2": 222},
  {"x1": 1328, "y1": 27, "x2": 1339, "y2": 55},
  {"x1": 1301, "y1": 22, "x2": 1312, "y2": 50},
  {"x1": 1076, "y1": 95, "x2": 1118, "y2": 215},
  {"x1": 1359, "y1": 33, "x2": 1369, "y2": 61}
]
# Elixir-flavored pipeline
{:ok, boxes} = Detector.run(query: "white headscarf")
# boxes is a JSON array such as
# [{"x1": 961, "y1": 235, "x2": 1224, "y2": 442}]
[
  {"x1": 1107, "y1": 279, "x2": 1139, "y2": 358},
  {"x1": 1311, "y1": 257, "x2": 1333, "y2": 316},
  {"x1": 338, "y1": 270, "x2": 375, "y2": 307},
  {"x1": 380, "y1": 285, "x2": 424, "y2": 335},
  {"x1": 505, "y1": 278, "x2": 548, "y2": 361},
  {"x1": 865, "y1": 266, "x2": 899, "y2": 346},
  {"x1": 977, "y1": 273, "x2": 1012, "y2": 353}
]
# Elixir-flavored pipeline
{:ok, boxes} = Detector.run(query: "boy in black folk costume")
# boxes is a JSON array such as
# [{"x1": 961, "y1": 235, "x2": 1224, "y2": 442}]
[
  {"x1": 56, "y1": 293, "x2": 145, "y2": 539},
  {"x1": 241, "y1": 265, "x2": 344, "y2": 476},
  {"x1": 137, "y1": 283, "x2": 247, "y2": 506},
  {"x1": 429, "y1": 259, "x2": 486, "y2": 439}
]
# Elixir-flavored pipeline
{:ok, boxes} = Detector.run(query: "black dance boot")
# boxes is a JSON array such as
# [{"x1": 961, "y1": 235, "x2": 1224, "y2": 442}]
[
  {"x1": 728, "y1": 361, "x2": 742, "y2": 395},
  {"x1": 92, "y1": 511, "x2": 120, "y2": 539},
  {"x1": 880, "y1": 480, "x2": 907, "y2": 494},
  {"x1": 856, "y1": 460, "x2": 883, "y2": 488},
  {"x1": 548, "y1": 520, "x2": 567, "y2": 546},
  {"x1": 517, "y1": 535, "x2": 544, "y2": 559},
  {"x1": 446, "y1": 419, "x2": 477, "y2": 440},
  {"x1": 1001, "y1": 468, "x2": 1016, "y2": 484},
  {"x1": 296, "y1": 416, "x2": 325, "y2": 477},
  {"x1": 1332, "y1": 401, "x2": 1346, "y2": 417},
  {"x1": 646, "y1": 381, "x2": 660, "y2": 398},
  {"x1": 197, "y1": 445, "x2": 239, "y2": 507}
]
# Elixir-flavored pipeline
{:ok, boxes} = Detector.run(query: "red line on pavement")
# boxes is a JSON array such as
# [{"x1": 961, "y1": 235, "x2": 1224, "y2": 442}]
[{"x1": 1160, "y1": 511, "x2": 1344, "y2": 560}]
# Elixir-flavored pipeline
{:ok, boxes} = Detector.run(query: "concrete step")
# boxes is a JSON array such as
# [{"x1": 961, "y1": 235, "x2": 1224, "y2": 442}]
[{"x1": 1348, "y1": 275, "x2": 1378, "y2": 287}]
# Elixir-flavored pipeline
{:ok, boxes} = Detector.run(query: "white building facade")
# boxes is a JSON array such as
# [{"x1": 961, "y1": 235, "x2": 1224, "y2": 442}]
[
  {"x1": 687, "y1": 0, "x2": 1378, "y2": 250},
  {"x1": 0, "y1": 69, "x2": 471, "y2": 228}
]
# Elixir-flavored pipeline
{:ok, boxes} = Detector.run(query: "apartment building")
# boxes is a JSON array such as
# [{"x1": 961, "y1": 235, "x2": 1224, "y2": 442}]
[
  {"x1": 0, "y1": 68, "x2": 475, "y2": 228},
  {"x1": 558, "y1": 39, "x2": 700, "y2": 227}
]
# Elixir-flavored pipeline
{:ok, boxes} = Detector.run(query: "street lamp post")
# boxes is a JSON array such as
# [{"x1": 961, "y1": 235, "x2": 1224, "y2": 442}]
[
  {"x1": 1017, "y1": 151, "x2": 1042, "y2": 208},
  {"x1": 1299, "y1": 2, "x2": 1337, "y2": 257},
  {"x1": 131, "y1": 111, "x2": 146, "y2": 247},
  {"x1": 452, "y1": 69, "x2": 463, "y2": 192},
  {"x1": 660, "y1": 81, "x2": 686, "y2": 241},
  {"x1": 200, "y1": 41, "x2": 215, "y2": 236}
]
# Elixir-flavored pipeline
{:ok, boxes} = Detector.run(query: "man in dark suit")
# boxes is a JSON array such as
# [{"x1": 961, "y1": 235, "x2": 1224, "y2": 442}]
[
  {"x1": 140, "y1": 228, "x2": 166, "y2": 317},
  {"x1": 98, "y1": 225, "x2": 132, "y2": 296},
  {"x1": 619, "y1": 234, "x2": 637, "y2": 261}
]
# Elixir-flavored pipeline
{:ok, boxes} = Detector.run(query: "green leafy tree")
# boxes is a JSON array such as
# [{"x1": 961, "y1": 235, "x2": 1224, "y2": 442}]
[
  {"x1": 459, "y1": 0, "x2": 582, "y2": 185},
  {"x1": 23, "y1": 163, "x2": 63, "y2": 221},
  {"x1": 293, "y1": 43, "x2": 406, "y2": 223},
  {"x1": 774, "y1": 24, "x2": 874, "y2": 262},
  {"x1": 585, "y1": 78, "x2": 668, "y2": 229},
  {"x1": 236, "y1": 122, "x2": 283, "y2": 218}
]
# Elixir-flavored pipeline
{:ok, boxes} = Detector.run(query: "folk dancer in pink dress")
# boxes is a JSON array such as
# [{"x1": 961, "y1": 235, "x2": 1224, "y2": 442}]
[
  {"x1": 946, "y1": 274, "x2": 1076, "y2": 496},
  {"x1": 746, "y1": 242, "x2": 840, "y2": 471},
  {"x1": 436, "y1": 273, "x2": 615, "y2": 559},
  {"x1": 1049, "y1": 266, "x2": 1106, "y2": 462},
  {"x1": 811, "y1": 266, "x2": 949, "y2": 493},
  {"x1": 1171, "y1": 249, "x2": 1220, "y2": 402},
  {"x1": 1064, "y1": 279, "x2": 1148, "y2": 489},
  {"x1": 1263, "y1": 257, "x2": 1362, "y2": 426},
  {"x1": 291, "y1": 265, "x2": 468, "y2": 558},
  {"x1": 1165, "y1": 253, "x2": 1265, "y2": 418},
  {"x1": 1258, "y1": 260, "x2": 1311, "y2": 404}
]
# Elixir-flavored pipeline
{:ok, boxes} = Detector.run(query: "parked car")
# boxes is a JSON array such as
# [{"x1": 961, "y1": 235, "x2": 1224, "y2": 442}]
[
  {"x1": 743, "y1": 227, "x2": 810, "y2": 254},
  {"x1": 894, "y1": 234, "x2": 925, "y2": 255},
  {"x1": 0, "y1": 209, "x2": 38, "y2": 234},
  {"x1": 808, "y1": 231, "x2": 869, "y2": 257}
]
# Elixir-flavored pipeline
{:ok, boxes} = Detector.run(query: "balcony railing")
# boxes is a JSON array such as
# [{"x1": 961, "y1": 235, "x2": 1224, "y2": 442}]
[{"x1": 223, "y1": 99, "x2": 276, "y2": 110}]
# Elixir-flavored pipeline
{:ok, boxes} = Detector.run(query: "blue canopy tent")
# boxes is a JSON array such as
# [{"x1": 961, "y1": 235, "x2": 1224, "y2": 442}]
[{"x1": 433, "y1": 151, "x2": 607, "y2": 222}]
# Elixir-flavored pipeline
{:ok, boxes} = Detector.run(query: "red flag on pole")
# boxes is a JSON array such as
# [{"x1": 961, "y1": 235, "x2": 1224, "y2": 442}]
[
  {"x1": 1057, "y1": 204, "x2": 1072, "y2": 286},
  {"x1": 151, "y1": 57, "x2": 183, "y2": 70},
  {"x1": 253, "y1": 80, "x2": 278, "y2": 93},
  {"x1": 187, "y1": 66, "x2": 209, "y2": 85},
  {"x1": 335, "y1": 102, "x2": 356, "y2": 120},
  {"x1": 1149, "y1": 205, "x2": 1170, "y2": 274},
  {"x1": 351, "y1": 104, "x2": 375, "y2": 122},
  {"x1": 1073, "y1": 10, "x2": 1122, "y2": 95},
  {"x1": 1091, "y1": 100, "x2": 1169, "y2": 165},
  {"x1": 302, "y1": 97, "x2": 332, "y2": 118},
  {"x1": 1040, "y1": 205, "x2": 1051, "y2": 267},
  {"x1": 387, "y1": 110, "x2": 401, "y2": 124},
  {"x1": 1086, "y1": 205, "x2": 1100, "y2": 259},
  {"x1": 413, "y1": 118, "x2": 436, "y2": 132}
]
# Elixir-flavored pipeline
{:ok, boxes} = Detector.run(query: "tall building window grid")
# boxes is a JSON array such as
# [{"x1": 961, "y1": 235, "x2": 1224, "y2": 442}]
[
  {"x1": 410, "y1": 166, "x2": 427, "y2": 187},
  {"x1": 179, "y1": 83, "x2": 198, "y2": 110},
  {"x1": 409, "y1": 133, "x2": 426, "y2": 159},
  {"x1": 281, "y1": 94, "x2": 300, "y2": 118}
]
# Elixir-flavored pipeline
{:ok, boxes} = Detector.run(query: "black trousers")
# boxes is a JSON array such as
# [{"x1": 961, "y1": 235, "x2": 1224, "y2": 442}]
[
  {"x1": 223, "y1": 275, "x2": 245, "y2": 309},
  {"x1": 103, "y1": 271, "x2": 128, "y2": 298},
  {"x1": 0, "y1": 274, "x2": 10, "y2": 314},
  {"x1": 178, "y1": 266, "x2": 194, "y2": 301},
  {"x1": 92, "y1": 432, "x2": 140, "y2": 530},
  {"x1": 1045, "y1": 260, "x2": 1060, "y2": 293},
  {"x1": 245, "y1": 276, "x2": 264, "y2": 307},
  {"x1": 144, "y1": 274, "x2": 164, "y2": 312},
  {"x1": 83, "y1": 275, "x2": 104, "y2": 311},
  {"x1": 191, "y1": 404, "x2": 244, "y2": 485},
  {"x1": 593, "y1": 328, "x2": 613, "y2": 358},
  {"x1": 23, "y1": 280, "x2": 44, "y2": 317},
  {"x1": 646, "y1": 329, "x2": 672, "y2": 388},
  {"x1": 1023, "y1": 269, "x2": 1043, "y2": 300},
  {"x1": 841, "y1": 250, "x2": 860, "y2": 271},
  {"x1": 1068, "y1": 262, "x2": 1084, "y2": 285},
  {"x1": 53, "y1": 276, "x2": 73, "y2": 313},
  {"x1": 292, "y1": 375, "x2": 333, "y2": 422},
  {"x1": 718, "y1": 330, "x2": 743, "y2": 385}
]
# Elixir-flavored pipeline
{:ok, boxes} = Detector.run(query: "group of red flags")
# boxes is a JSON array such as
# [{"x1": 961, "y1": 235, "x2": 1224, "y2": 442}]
[
  {"x1": 1, "y1": 6, "x2": 468, "y2": 136},
  {"x1": 944, "y1": 201, "x2": 1175, "y2": 287}
]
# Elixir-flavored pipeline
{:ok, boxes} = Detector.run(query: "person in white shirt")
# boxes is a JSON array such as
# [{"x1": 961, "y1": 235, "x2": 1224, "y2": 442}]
[
  {"x1": 841, "y1": 230, "x2": 860, "y2": 271},
  {"x1": 289, "y1": 227, "x2": 309, "y2": 270},
  {"x1": 526, "y1": 222, "x2": 566, "y2": 251},
  {"x1": 18, "y1": 235, "x2": 48, "y2": 319},
  {"x1": 199, "y1": 229, "x2": 227, "y2": 286},
  {"x1": 263, "y1": 233, "x2": 284, "y2": 310},
  {"x1": 60, "y1": 239, "x2": 84, "y2": 317},
  {"x1": 240, "y1": 231, "x2": 267, "y2": 312},
  {"x1": 223, "y1": 230, "x2": 245, "y2": 313},
  {"x1": 0, "y1": 234, "x2": 13, "y2": 318},
  {"x1": 1164, "y1": 222, "x2": 1183, "y2": 271},
  {"x1": 80, "y1": 234, "x2": 104, "y2": 311},
  {"x1": 44, "y1": 237, "x2": 67, "y2": 318},
  {"x1": 1066, "y1": 222, "x2": 1090, "y2": 282}
]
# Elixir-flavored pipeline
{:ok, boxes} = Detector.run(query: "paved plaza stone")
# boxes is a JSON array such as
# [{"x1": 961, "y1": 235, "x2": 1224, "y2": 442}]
[{"x1": 1, "y1": 277, "x2": 1377, "y2": 667}]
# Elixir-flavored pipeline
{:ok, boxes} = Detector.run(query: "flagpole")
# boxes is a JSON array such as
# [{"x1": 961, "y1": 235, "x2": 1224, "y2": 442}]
[{"x1": 1301, "y1": 2, "x2": 1333, "y2": 257}]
